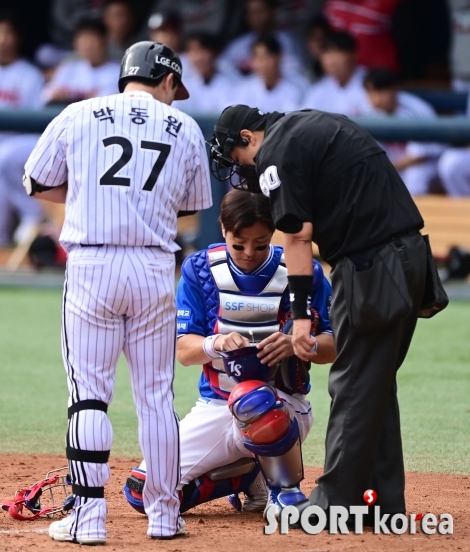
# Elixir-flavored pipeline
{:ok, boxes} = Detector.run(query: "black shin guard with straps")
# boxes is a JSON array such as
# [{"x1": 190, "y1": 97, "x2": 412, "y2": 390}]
[{"x1": 66, "y1": 399, "x2": 110, "y2": 498}]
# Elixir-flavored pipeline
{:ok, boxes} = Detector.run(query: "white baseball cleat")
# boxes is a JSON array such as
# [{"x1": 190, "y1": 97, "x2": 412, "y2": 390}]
[
  {"x1": 151, "y1": 516, "x2": 186, "y2": 539},
  {"x1": 49, "y1": 517, "x2": 106, "y2": 545}
]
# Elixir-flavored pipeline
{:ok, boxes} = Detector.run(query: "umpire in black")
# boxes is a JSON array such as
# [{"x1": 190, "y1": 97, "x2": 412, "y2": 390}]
[{"x1": 208, "y1": 105, "x2": 446, "y2": 522}]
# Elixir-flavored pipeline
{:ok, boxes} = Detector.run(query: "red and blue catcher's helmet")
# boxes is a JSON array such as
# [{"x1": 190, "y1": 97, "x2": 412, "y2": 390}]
[{"x1": 220, "y1": 346, "x2": 279, "y2": 383}]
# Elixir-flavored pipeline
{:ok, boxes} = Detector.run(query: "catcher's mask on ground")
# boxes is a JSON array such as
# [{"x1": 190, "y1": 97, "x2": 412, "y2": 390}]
[
  {"x1": 208, "y1": 105, "x2": 268, "y2": 193},
  {"x1": 1, "y1": 467, "x2": 74, "y2": 521}
]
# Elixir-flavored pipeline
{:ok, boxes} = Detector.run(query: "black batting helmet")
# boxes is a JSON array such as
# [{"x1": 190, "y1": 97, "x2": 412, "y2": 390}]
[{"x1": 118, "y1": 41, "x2": 189, "y2": 100}]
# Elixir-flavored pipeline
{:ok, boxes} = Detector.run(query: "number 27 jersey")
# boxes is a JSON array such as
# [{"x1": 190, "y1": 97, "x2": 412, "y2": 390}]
[{"x1": 24, "y1": 90, "x2": 213, "y2": 252}]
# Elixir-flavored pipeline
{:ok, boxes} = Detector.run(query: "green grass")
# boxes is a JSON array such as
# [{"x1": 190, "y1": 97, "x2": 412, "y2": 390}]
[{"x1": 0, "y1": 288, "x2": 469, "y2": 474}]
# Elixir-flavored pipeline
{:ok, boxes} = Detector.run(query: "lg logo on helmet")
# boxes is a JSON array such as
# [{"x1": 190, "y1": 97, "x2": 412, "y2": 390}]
[
  {"x1": 155, "y1": 56, "x2": 182, "y2": 75},
  {"x1": 259, "y1": 165, "x2": 281, "y2": 197}
]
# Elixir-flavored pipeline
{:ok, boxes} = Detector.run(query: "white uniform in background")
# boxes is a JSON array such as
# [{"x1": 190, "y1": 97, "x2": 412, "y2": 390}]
[
  {"x1": 0, "y1": 59, "x2": 44, "y2": 111},
  {"x1": 0, "y1": 59, "x2": 44, "y2": 245},
  {"x1": 42, "y1": 59, "x2": 120, "y2": 103},
  {"x1": 375, "y1": 92, "x2": 445, "y2": 195},
  {"x1": 437, "y1": 92, "x2": 470, "y2": 196},
  {"x1": 220, "y1": 30, "x2": 304, "y2": 78},
  {"x1": 234, "y1": 74, "x2": 304, "y2": 113},
  {"x1": 0, "y1": 58, "x2": 120, "y2": 247},
  {"x1": 301, "y1": 67, "x2": 370, "y2": 116},
  {"x1": 173, "y1": 71, "x2": 237, "y2": 114},
  {"x1": 24, "y1": 90, "x2": 212, "y2": 540}
]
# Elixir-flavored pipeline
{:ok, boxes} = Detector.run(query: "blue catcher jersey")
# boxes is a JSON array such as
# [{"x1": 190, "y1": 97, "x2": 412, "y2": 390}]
[{"x1": 176, "y1": 244, "x2": 332, "y2": 400}]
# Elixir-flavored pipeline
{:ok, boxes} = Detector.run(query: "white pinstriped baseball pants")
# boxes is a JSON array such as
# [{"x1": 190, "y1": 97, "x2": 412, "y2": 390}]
[{"x1": 62, "y1": 245, "x2": 180, "y2": 539}]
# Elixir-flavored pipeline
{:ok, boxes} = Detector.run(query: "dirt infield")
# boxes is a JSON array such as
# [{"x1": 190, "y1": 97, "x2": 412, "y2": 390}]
[{"x1": 0, "y1": 455, "x2": 469, "y2": 552}]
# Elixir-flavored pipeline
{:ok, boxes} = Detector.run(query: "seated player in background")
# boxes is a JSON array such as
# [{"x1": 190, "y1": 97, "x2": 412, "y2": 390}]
[
  {"x1": 220, "y1": 0, "x2": 304, "y2": 78},
  {"x1": 301, "y1": 31, "x2": 370, "y2": 116},
  {"x1": 0, "y1": 9, "x2": 45, "y2": 246},
  {"x1": 41, "y1": 17, "x2": 120, "y2": 105},
  {"x1": 173, "y1": 32, "x2": 239, "y2": 114},
  {"x1": 437, "y1": 92, "x2": 470, "y2": 196},
  {"x1": 102, "y1": 0, "x2": 137, "y2": 63},
  {"x1": 124, "y1": 189, "x2": 335, "y2": 516},
  {"x1": 363, "y1": 68, "x2": 444, "y2": 195},
  {"x1": 233, "y1": 34, "x2": 306, "y2": 113},
  {"x1": 302, "y1": 14, "x2": 330, "y2": 84}
]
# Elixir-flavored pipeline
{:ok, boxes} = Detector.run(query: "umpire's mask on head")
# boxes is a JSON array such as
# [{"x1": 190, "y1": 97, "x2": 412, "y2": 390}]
[
  {"x1": 208, "y1": 105, "x2": 269, "y2": 193},
  {"x1": 118, "y1": 41, "x2": 189, "y2": 100}
]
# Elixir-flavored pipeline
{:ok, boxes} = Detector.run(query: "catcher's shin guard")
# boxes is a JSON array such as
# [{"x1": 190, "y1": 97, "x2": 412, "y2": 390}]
[
  {"x1": 124, "y1": 459, "x2": 261, "y2": 514},
  {"x1": 228, "y1": 381, "x2": 304, "y2": 488}
]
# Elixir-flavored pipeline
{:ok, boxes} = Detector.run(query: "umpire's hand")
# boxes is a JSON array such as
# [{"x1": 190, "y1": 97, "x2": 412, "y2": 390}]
[{"x1": 292, "y1": 319, "x2": 318, "y2": 361}]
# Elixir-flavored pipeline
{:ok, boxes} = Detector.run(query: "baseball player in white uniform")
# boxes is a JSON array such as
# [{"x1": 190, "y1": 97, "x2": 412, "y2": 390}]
[
  {"x1": 41, "y1": 18, "x2": 120, "y2": 105},
  {"x1": 0, "y1": 11, "x2": 44, "y2": 246},
  {"x1": 23, "y1": 41, "x2": 212, "y2": 544},
  {"x1": 363, "y1": 68, "x2": 445, "y2": 195},
  {"x1": 437, "y1": 93, "x2": 470, "y2": 196},
  {"x1": 233, "y1": 35, "x2": 306, "y2": 114},
  {"x1": 300, "y1": 32, "x2": 370, "y2": 116}
]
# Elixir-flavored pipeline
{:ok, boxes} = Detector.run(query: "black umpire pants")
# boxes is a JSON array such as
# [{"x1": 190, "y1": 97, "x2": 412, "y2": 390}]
[{"x1": 310, "y1": 231, "x2": 427, "y2": 513}]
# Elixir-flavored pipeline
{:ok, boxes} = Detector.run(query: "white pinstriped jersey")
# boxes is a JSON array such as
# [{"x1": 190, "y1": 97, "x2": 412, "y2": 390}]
[{"x1": 24, "y1": 90, "x2": 213, "y2": 252}]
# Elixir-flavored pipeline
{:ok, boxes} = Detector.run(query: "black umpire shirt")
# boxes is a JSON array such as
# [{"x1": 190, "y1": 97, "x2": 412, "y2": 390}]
[{"x1": 255, "y1": 110, "x2": 424, "y2": 266}]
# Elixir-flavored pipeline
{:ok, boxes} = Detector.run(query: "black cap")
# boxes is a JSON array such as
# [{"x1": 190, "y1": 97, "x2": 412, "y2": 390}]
[
  {"x1": 118, "y1": 41, "x2": 189, "y2": 100},
  {"x1": 215, "y1": 105, "x2": 268, "y2": 155},
  {"x1": 147, "y1": 11, "x2": 182, "y2": 31}
]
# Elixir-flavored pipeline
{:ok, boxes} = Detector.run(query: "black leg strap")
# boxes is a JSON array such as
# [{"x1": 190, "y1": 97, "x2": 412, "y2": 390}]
[
  {"x1": 66, "y1": 446, "x2": 110, "y2": 463},
  {"x1": 68, "y1": 400, "x2": 108, "y2": 419},
  {"x1": 72, "y1": 484, "x2": 105, "y2": 499}
]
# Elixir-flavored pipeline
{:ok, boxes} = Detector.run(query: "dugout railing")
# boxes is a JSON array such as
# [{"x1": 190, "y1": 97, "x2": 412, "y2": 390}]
[{"x1": 1, "y1": 105, "x2": 470, "y2": 256}]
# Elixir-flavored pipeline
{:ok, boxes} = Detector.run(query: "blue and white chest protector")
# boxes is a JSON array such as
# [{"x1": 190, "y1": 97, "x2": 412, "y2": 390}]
[{"x1": 176, "y1": 244, "x2": 333, "y2": 400}]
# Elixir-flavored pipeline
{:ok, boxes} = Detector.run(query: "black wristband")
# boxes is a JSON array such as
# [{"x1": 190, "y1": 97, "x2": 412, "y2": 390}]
[{"x1": 287, "y1": 275, "x2": 312, "y2": 319}]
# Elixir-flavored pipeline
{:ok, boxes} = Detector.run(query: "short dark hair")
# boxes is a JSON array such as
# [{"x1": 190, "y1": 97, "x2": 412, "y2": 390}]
[
  {"x1": 248, "y1": 0, "x2": 279, "y2": 8},
  {"x1": 306, "y1": 13, "x2": 330, "y2": 34},
  {"x1": 185, "y1": 32, "x2": 221, "y2": 54},
  {"x1": 363, "y1": 67, "x2": 398, "y2": 90},
  {"x1": 0, "y1": 9, "x2": 23, "y2": 36},
  {"x1": 323, "y1": 31, "x2": 356, "y2": 53},
  {"x1": 252, "y1": 33, "x2": 282, "y2": 55},
  {"x1": 219, "y1": 190, "x2": 275, "y2": 236},
  {"x1": 104, "y1": 0, "x2": 133, "y2": 8},
  {"x1": 74, "y1": 17, "x2": 108, "y2": 38},
  {"x1": 122, "y1": 75, "x2": 178, "y2": 92}
]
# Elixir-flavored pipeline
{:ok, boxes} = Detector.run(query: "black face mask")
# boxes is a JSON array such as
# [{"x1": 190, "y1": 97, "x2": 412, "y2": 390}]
[{"x1": 207, "y1": 135, "x2": 262, "y2": 193}]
